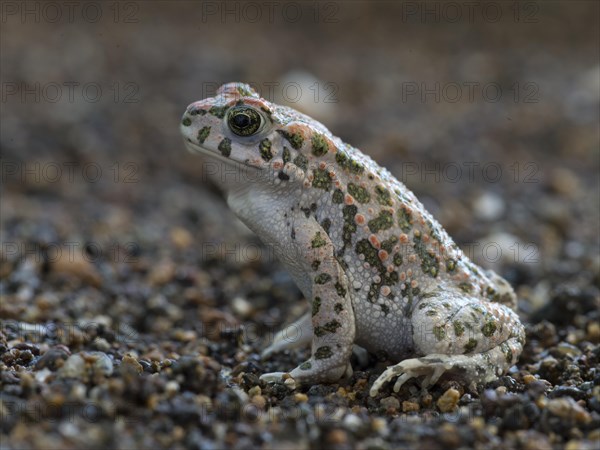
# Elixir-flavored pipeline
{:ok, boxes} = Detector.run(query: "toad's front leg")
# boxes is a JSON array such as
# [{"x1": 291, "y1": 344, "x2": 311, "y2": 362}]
[{"x1": 260, "y1": 217, "x2": 355, "y2": 385}]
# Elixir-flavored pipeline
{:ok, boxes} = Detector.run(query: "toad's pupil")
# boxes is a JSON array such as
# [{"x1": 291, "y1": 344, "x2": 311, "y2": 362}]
[{"x1": 233, "y1": 113, "x2": 251, "y2": 128}]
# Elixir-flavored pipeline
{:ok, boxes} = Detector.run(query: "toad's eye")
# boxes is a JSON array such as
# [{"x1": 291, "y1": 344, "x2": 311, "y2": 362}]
[{"x1": 227, "y1": 106, "x2": 263, "y2": 137}]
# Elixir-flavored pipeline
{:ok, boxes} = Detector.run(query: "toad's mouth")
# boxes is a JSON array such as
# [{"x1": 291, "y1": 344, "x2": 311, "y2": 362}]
[{"x1": 184, "y1": 139, "x2": 261, "y2": 173}]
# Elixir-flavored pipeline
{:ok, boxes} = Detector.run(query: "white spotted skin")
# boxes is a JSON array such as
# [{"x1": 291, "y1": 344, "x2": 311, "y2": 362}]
[{"x1": 181, "y1": 82, "x2": 526, "y2": 394}]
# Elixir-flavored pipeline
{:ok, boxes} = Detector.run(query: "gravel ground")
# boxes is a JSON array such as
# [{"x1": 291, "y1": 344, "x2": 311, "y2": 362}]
[{"x1": 1, "y1": 2, "x2": 599, "y2": 449}]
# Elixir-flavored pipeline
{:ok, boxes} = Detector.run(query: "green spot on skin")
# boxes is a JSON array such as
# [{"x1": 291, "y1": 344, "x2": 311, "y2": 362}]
[
  {"x1": 335, "y1": 282, "x2": 347, "y2": 297},
  {"x1": 311, "y1": 260, "x2": 321, "y2": 271},
  {"x1": 335, "y1": 150, "x2": 364, "y2": 174},
  {"x1": 381, "y1": 236, "x2": 399, "y2": 253},
  {"x1": 368, "y1": 210, "x2": 394, "y2": 233},
  {"x1": 237, "y1": 86, "x2": 254, "y2": 97},
  {"x1": 446, "y1": 259, "x2": 457, "y2": 272},
  {"x1": 342, "y1": 205, "x2": 358, "y2": 246},
  {"x1": 321, "y1": 218, "x2": 331, "y2": 234},
  {"x1": 375, "y1": 185, "x2": 393, "y2": 206},
  {"x1": 277, "y1": 130, "x2": 304, "y2": 149},
  {"x1": 398, "y1": 207, "x2": 412, "y2": 232},
  {"x1": 312, "y1": 297, "x2": 321, "y2": 316},
  {"x1": 413, "y1": 233, "x2": 439, "y2": 278},
  {"x1": 355, "y1": 239, "x2": 384, "y2": 272},
  {"x1": 433, "y1": 325, "x2": 446, "y2": 341},
  {"x1": 393, "y1": 253, "x2": 403, "y2": 267},
  {"x1": 299, "y1": 361, "x2": 312, "y2": 370},
  {"x1": 314, "y1": 320, "x2": 341, "y2": 337},
  {"x1": 197, "y1": 126, "x2": 210, "y2": 144},
  {"x1": 459, "y1": 283, "x2": 473, "y2": 293},
  {"x1": 311, "y1": 232, "x2": 327, "y2": 248},
  {"x1": 485, "y1": 286, "x2": 501, "y2": 302},
  {"x1": 464, "y1": 338, "x2": 478, "y2": 353},
  {"x1": 482, "y1": 321, "x2": 497, "y2": 337},
  {"x1": 282, "y1": 147, "x2": 291, "y2": 164},
  {"x1": 182, "y1": 117, "x2": 191, "y2": 126},
  {"x1": 314, "y1": 273, "x2": 332, "y2": 284},
  {"x1": 311, "y1": 133, "x2": 329, "y2": 156},
  {"x1": 332, "y1": 189, "x2": 344, "y2": 204},
  {"x1": 312, "y1": 168, "x2": 331, "y2": 191},
  {"x1": 453, "y1": 321, "x2": 465, "y2": 337},
  {"x1": 347, "y1": 183, "x2": 371, "y2": 203},
  {"x1": 335, "y1": 150, "x2": 348, "y2": 167},
  {"x1": 259, "y1": 138, "x2": 273, "y2": 161},
  {"x1": 209, "y1": 105, "x2": 229, "y2": 118},
  {"x1": 218, "y1": 138, "x2": 231, "y2": 157},
  {"x1": 293, "y1": 154, "x2": 308, "y2": 171},
  {"x1": 334, "y1": 303, "x2": 344, "y2": 313},
  {"x1": 315, "y1": 346, "x2": 333, "y2": 360},
  {"x1": 426, "y1": 309, "x2": 437, "y2": 316}
]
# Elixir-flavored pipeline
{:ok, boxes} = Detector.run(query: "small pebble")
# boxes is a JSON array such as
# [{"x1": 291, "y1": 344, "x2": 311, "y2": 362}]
[
  {"x1": 437, "y1": 388, "x2": 460, "y2": 413},
  {"x1": 380, "y1": 396, "x2": 400, "y2": 411},
  {"x1": 326, "y1": 429, "x2": 348, "y2": 445},
  {"x1": 402, "y1": 401, "x2": 419, "y2": 413}
]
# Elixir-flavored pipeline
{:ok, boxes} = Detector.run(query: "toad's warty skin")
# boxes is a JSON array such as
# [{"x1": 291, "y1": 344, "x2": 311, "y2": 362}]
[{"x1": 181, "y1": 83, "x2": 525, "y2": 396}]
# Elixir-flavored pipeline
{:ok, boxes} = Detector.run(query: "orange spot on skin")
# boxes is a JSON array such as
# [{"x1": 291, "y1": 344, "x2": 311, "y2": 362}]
[
  {"x1": 344, "y1": 194, "x2": 354, "y2": 205},
  {"x1": 407, "y1": 269, "x2": 413, "y2": 277},
  {"x1": 355, "y1": 214, "x2": 366, "y2": 225},
  {"x1": 369, "y1": 234, "x2": 381, "y2": 249},
  {"x1": 378, "y1": 250, "x2": 389, "y2": 261},
  {"x1": 423, "y1": 234, "x2": 430, "y2": 243},
  {"x1": 387, "y1": 265, "x2": 395, "y2": 273},
  {"x1": 381, "y1": 286, "x2": 391, "y2": 296},
  {"x1": 409, "y1": 254, "x2": 417, "y2": 263},
  {"x1": 368, "y1": 208, "x2": 374, "y2": 214},
  {"x1": 319, "y1": 162, "x2": 327, "y2": 169},
  {"x1": 399, "y1": 234, "x2": 409, "y2": 243},
  {"x1": 411, "y1": 280, "x2": 418, "y2": 288},
  {"x1": 399, "y1": 272, "x2": 407, "y2": 281},
  {"x1": 272, "y1": 161, "x2": 283, "y2": 170}
]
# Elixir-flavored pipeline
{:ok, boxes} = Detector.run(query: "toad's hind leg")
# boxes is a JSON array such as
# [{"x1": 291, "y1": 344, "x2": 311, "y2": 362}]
[{"x1": 370, "y1": 292, "x2": 525, "y2": 396}]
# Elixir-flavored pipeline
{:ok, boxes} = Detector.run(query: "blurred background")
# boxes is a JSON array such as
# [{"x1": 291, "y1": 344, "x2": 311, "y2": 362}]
[{"x1": 1, "y1": 1, "x2": 599, "y2": 449}]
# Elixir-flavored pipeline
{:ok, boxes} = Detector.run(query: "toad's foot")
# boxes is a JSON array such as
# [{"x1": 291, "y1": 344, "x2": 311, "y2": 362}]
[
  {"x1": 369, "y1": 355, "x2": 452, "y2": 397},
  {"x1": 260, "y1": 362, "x2": 353, "y2": 386},
  {"x1": 259, "y1": 372, "x2": 287, "y2": 383}
]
